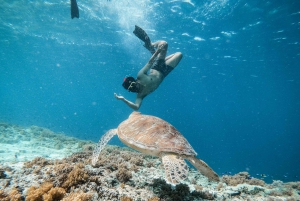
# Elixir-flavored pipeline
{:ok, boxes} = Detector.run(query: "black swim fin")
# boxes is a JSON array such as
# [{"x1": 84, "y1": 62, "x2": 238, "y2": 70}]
[
  {"x1": 71, "y1": 0, "x2": 79, "y2": 19},
  {"x1": 133, "y1": 25, "x2": 155, "y2": 54}
]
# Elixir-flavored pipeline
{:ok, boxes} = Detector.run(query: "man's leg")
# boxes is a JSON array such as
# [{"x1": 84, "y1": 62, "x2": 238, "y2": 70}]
[
  {"x1": 133, "y1": 25, "x2": 155, "y2": 54},
  {"x1": 165, "y1": 52, "x2": 183, "y2": 68},
  {"x1": 153, "y1": 41, "x2": 183, "y2": 68},
  {"x1": 152, "y1": 41, "x2": 168, "y2": 60}
]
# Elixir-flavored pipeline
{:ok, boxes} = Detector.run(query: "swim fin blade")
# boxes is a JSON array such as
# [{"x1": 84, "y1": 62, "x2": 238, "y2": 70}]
[
  {"x1": 133, "y1": 25, "x2": 155, "y2": 54},
  {"x1": 71, "y1": 0, "x2": 79, "y2": 19}
]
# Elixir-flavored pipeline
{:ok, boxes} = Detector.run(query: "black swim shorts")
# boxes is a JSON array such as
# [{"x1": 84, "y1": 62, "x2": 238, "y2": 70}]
[{"x1": 151, "y1": 59, "x2": 174, "y2": 77}]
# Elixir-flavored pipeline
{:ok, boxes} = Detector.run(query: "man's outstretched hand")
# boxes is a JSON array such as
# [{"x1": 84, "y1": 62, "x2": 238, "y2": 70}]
[{"x1": 114, "y1": 93, "x2": 124, "y2": 100}]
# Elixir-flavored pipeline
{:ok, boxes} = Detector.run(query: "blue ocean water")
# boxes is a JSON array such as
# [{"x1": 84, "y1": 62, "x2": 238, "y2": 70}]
[{"x1": 0, "y1": 0, "x2": 299, "y2": 183}]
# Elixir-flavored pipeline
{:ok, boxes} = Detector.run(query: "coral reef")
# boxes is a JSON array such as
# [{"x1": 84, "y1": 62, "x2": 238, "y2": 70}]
[
  {"x1": 61, "y1": 163, "x2": 89, "y2": 189},
  {"x1": 0, "y1": 124, "x2": 300, "y2": 201},
  {"x1": 151, "y1": 178, "x2": 215, "y2": 201},
  {"x1": 116, "y1": 166, "x2": 133, "y2": 183},
  {"x1": 222, "y1": 171, "x2": 265, "y2": 186},
  {"x1": 120, "y1": 196, "x2": 133, "y2": 201},
  {"x1": 26, "y1": 182, "x2": 53, "y2": 201},
  {"x1": 0, "y1": 188, "x2": 22, "y2": 201},
  {"x1": 0, "y1": 169, "x2": 6, "y2": 179},
  {"x1": 62, "y1": 192, "x2": 93, "y2": 201},
  {"x1": 0, "y1": 124, "x2": 93, "y2": 163}
]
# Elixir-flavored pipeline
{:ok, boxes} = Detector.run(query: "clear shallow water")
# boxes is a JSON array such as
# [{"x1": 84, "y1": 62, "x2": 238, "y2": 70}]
[{"x1": 0, "y1": 0, "x2": 299, "y2": 183}]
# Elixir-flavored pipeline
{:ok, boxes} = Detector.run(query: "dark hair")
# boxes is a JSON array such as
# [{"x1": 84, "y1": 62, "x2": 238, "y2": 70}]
[{"x1": 122, "y1": 76, "x2": 139, "y2": 93}]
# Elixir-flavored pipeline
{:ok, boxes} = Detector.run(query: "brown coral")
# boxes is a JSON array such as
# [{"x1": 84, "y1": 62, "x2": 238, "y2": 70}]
[
  {"x1": 52, "y1": 163, "x2": 73, "y2": 187},
  {"x1": 26, "y1": 182, "x2": 67, "y2": 201},
  {"x1": 222, "y1": 172, "x2": 265, "y2": 186},
  {"x1": 64, "y1": 152, "x2": 91, "y2": 164},
  {"x1": 24, "y1": 157, "x2": 52, "y2": 168},
  {"x1": 148, "y1": 197, "x2": 160, "y2": 201},
  {"x1": 43, "y1": 187, "x2": 66, "y2": 201},
  {"x1": 116, "y1": 167, "x2": 132, "y2": 183},
  {"x1": 216, "y1": 183, "x2": 223, "y2": 191},
  {"x1": 0, "y1": 188, "x2": 22, "y2": 201},
  {"x1": 82, "y1": 143, "x2": 95, "y2": 152},
  {"x1": 26, "y1": 182, "x2": 53, "y2": 201},
  {"x1": 248, "y1": 178, "x2": 266, "y2": 186},
  {"x1": 0, "y1": 190, "x2": 9, "y2": 201},
  {"x1": 62, "y1": 192, "x2": 93, "y2": 201},
  {"x1": 8, "y1": 188, "x2": 22, "y2": 201},
  {"x1": 288, "y1": 181, "x2": 300, "y2": 190},
  {"x1": 129, "y1": 157, "x2": 144, "y2": 166},
  {"x1": 120, "y1": 196, "x2": 133, "y2": 201},
  {"x1": 121, "y1": 153, "x2": 131, "y2": 161},
  {"x1": 146, "y1": 162, "x2": 155, "y2": 168},
  {"x1": 62, "y1": 163, "x2": 89, "y2": 189}
]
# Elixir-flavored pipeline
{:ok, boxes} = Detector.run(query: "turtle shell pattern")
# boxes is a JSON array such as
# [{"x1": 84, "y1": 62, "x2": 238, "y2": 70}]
[{"x1": 118, "y1": 112, "x2": 197, "y2": 156}]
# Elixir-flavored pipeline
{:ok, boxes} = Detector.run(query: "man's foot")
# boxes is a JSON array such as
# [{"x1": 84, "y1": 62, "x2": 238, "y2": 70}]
[{"x1": 133, "y1": 25, "x2": 155, "y2": 54}]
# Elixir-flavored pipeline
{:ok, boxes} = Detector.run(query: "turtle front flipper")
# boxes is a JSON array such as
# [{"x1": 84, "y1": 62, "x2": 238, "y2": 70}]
[
  {"x1": 161, "y1": 153, "x2": 189, "y2": 185},
  {"x1": 92, "y1": 129, "x2": 117, "y2": 166},
  {"x1": 186, "y1": 156, "x2": 220, "y2": 182}
]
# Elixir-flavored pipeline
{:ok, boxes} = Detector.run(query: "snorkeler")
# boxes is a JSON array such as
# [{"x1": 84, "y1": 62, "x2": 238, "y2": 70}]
[{"x1": 114, "y1": 25, "x2": 183, "y2": 110}]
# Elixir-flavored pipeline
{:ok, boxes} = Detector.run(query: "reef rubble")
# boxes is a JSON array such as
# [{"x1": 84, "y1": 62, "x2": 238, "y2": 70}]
[{"x1": 0, "y1": 123, "x2": 299, "y2": 201}]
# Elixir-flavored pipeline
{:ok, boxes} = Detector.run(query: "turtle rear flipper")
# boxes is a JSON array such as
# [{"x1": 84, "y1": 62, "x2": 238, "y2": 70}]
[
  {"x1": 186, "y1": 156, "x2": 220, "y2": 182},
  {"x1": 162, "y1": 153, "x2": 189, "y2": 185},
  {"x1": 133, "y1": 25, "x2": 155, "y2": 54},
  {"x1": 92, "y1": 129, "x2": 117, "y2": 166}
]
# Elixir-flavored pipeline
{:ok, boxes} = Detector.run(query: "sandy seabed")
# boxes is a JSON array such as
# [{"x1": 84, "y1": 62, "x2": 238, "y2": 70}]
[{"x1": 0, "y1": 123, "x2": 299, "y2": 201}]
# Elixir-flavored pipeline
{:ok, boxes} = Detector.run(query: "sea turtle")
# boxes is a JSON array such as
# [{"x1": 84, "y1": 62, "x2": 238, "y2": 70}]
[{"x1": 92, "y1": 112, "x2": 220, "y2": 184}]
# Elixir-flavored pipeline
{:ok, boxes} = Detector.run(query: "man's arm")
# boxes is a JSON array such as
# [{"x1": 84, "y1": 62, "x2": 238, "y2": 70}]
[
  {"x1": 114, "y1": 93, "x2": 142, "y2": 111},
  {"x1": 137, "y1": 45, "x2": 163, "y2": 77}
]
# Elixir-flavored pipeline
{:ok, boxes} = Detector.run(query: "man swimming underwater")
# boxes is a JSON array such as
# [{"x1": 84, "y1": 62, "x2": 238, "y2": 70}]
[{"x1": 114, "y1": 25, "x2": 183, "y2": 110}]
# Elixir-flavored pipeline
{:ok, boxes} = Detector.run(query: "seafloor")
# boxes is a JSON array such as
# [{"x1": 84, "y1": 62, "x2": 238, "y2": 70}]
[{"x1": 0, "y1": 123, "x2": 299, "y2": 201}]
